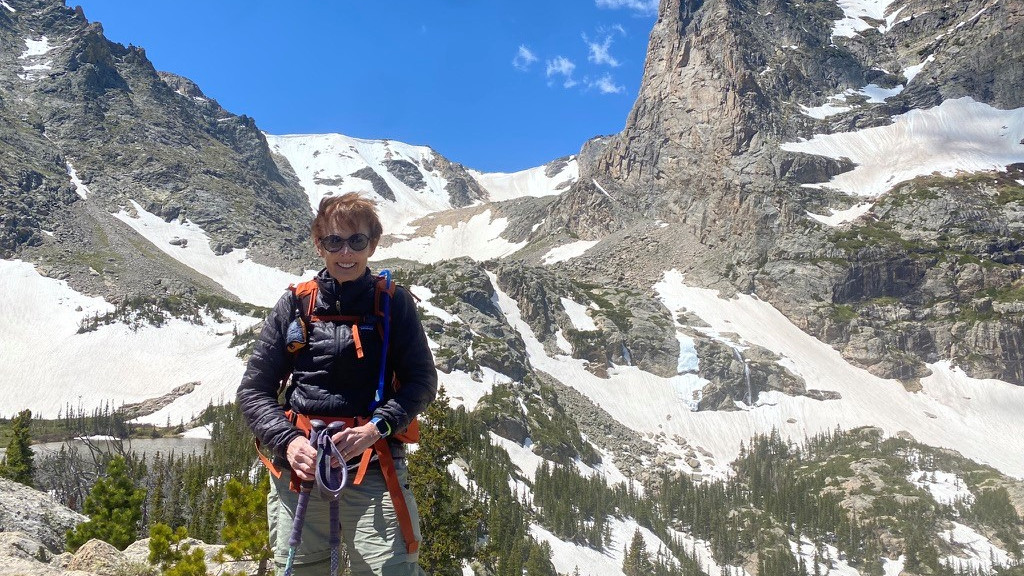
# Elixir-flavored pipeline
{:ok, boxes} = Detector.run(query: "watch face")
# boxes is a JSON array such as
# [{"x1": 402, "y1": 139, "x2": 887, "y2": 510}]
[{"x1": 374, "y1": 419, "x2": 389, "y2": 437}]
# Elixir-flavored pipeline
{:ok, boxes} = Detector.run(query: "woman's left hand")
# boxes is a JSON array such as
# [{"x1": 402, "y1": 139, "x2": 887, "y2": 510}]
[{"x1": 331, "y1": 422, "x2": 382, "y2": 462}]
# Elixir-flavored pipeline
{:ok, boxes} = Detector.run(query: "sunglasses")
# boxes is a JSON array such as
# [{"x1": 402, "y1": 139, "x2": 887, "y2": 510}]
[{"x1": 319, "y1": 233, "x2": 371, "y2": 253}]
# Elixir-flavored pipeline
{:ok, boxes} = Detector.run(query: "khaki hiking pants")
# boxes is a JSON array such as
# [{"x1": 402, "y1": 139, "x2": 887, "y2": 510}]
[{"x1": 268, "y1": 461, "x2": 425, "y2": 576}]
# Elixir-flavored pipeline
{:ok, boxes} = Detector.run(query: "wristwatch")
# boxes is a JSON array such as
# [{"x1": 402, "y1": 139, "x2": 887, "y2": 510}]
[{"x1": 370, "y1": 416, "x2": 391, "y2": 438}]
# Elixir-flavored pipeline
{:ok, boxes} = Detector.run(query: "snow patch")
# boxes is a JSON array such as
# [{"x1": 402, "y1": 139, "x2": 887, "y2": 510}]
[
  {"x1": 791, "y1": 535, "x2": 867, "y2": 576},
  {"x1": 20, "y1": 37, "x2": 53, "y2": 58},
  {"x1": 470, "y1": 159, "x2": 578, "y2": 202},
  {"x1": 437, "y1": 369, "x2": 508, "y2": 411},
  {"x1": 409, "y1": 285, "x2": 461, "y2": 324},
  {"x1": 904, "y1": 54, "x2": 935, "y2": 83},
  {"x1": 66, "y1": 162, "x2": 90, "y2": 200},
  {"x1": 860, "y1": 83, "x2": 903, "y2": 103},
  {"x1": 18, "y1": 37, "x2": 54, "y2": 80},
  {"x1": 181, "y1": 425, "x2": 213, "y2": 440},
  {"x1": 940, "y1": 522, "x2": 1011, "y2": 572},
  {"x1": 1, "y1": 1, "x2": 15, "y2": 12},
  {"x1": 832, "y1": 0, "x2": 900, "y2": 38},
  {"x1": 533, "y1": 518, "x2": 675, "y2": 576},
  {"x1": 114, "y1": 200, "x2": 316, "y2": 306},
  {"x1": 800, "y1": 83, "x2": 903, "y2": 119},
  {"x1": 561, "y1": 297, "x2": 597, "y2": 331},
  {"x1": 907, "y1": 470, "x2": 973, "y2": 505},
  {"x1": 654, "y1": 271, "x2": 1024, "y2": 479},
  {"x1": 801, "y1": 101, "x2": 854, "y2": 120},
  {"x1": 542, "y1": 239, "x2": 600, "y2": 265},
  {"x1": 0, "y1": 260, "x2": 259, "y2": 423},
  {"x1": 807, "y1": 202, "x2": 873, "y2": 226},
  {"x1": 783, "y1": 98, "x2": 1024, "y2": 197},
  {"x1": 375, "y1": 210, "x2": 525, "y2": 263}
]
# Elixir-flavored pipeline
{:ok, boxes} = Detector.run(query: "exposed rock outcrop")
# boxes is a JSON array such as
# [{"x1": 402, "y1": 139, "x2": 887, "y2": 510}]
[{"x1": 0, "y1": 478, "x2": 85, "y2": 554}]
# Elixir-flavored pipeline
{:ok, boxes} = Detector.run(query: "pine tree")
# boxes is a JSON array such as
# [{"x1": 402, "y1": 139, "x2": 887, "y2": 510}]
[
  {"x1": 218, "y1": 475, "x2": 272, "y2": 576},
  {"x1": 409, "y1": 387, "x2": 478, "y2": 576},
  {"x1": 148, "y1": 523, "x2": 207, "y2": 576},
  {"x1": 0, "y1": 409, "x2": 34, "y2": 486},
  {"x1": 525, "y1": 541, "x2": 556, "y2": 576},
  {"x1": 66, "y1": 455, "x2": 146, "y2": 551},
  {"x1": 623, "y1": 529, "x2": 653, "y2": 576}
]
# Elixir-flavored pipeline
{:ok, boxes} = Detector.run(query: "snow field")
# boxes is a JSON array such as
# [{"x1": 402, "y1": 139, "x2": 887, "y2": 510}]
[
  {"x1": 375, "y1": 209, "x2": 526, "y2": 263},
  {"x1": 266, "y1": 133, "x2": 453, "y2": 235},
  {"x1": 940, "y1": 523, "x2": 1012, "y2": 572},
  {"x1": 114, "y1": 200, "x2": 316, "y2": 307},
  {"x1": 469, "y1": 159, "x2": 577, "y2": 202},
  {"x1": 654, "y1": 270, "x2": 1024, "y2": 479},
  {"x1": 266, "y1": 133, "x2": 578, "y2": 238},
  {"x1": 0, "y1": 260, "x2": 260, "y2": 422},
  {"x1": 783, "y1": 98, "x2": 1024, "y2": 199}
]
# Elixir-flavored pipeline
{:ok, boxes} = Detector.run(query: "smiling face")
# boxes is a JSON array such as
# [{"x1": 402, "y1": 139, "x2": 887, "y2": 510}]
[
  {"x1": 310, "y1": 193, "x2": 384, "y2": 284},
  {"x1": 316, "y1": 220, "x2": 378, "y2": 284}
]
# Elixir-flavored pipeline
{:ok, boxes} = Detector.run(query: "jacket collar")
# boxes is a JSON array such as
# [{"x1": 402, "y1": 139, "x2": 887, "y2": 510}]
[{"x1": 315, "y1": 267, "x2": 375, "y2": 305}]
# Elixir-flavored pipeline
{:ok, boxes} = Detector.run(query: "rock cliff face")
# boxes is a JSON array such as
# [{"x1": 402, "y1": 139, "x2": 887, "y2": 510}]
[
  {"x1": 0, "y1": 0, "x2": 314, "y2": 301},
  {"x1": 538, "y1": 0, "x2": 1024, "y2": 384}
]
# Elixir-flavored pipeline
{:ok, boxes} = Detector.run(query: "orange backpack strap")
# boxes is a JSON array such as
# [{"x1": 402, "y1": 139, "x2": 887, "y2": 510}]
[
  {"x1": 373, "y1": 437, "x2": 419, "y2": 554},
  {"x1": 255, "y1": 439, "x2": 286, "y2": 480},
  {"x1": 290, "y1": 279, "x2": 319, "y2": 319},
  {"x1": 290, "y1": 278, "x2": 366, "y2": 324}
]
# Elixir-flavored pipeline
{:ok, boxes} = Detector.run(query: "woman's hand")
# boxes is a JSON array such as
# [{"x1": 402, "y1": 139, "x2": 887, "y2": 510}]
[
  {"x1": 331, "y1": 423, "x2": 382, "y2": 462},
  {"x1": 286, "y1": 435, "x2": 318, "y2": 482}
]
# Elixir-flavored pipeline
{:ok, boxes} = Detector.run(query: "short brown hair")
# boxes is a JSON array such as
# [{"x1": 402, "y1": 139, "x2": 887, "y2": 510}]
[{"x1": 311, "y1": 192, "x2": 383, "y2": 244}]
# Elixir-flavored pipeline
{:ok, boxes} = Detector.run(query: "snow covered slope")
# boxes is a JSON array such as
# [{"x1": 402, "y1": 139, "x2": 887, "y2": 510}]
[
  {"x1": 784, "y1": 98, "x2": 1024, "y2": 201},
  {"x1": 266, "y1": 132, "x2": 577, "y2": 235}
]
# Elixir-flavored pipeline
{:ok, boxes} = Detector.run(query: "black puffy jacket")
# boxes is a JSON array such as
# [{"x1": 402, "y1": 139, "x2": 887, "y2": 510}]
[{"x1": 237, "y1": 268, "x2": 437, "y2": 461}]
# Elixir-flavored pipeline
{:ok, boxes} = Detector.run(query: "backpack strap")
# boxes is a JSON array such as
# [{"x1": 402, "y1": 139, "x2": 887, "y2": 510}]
[
  {"x1": 290, "y1": 279, "x2": 364, "y2": 324},
  {"x1": 370, "y1": 270, "x2": 394, "y2": 412}
]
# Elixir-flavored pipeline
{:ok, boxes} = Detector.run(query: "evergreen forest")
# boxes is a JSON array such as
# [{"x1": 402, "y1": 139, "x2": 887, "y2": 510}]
[{"x1": 2, "y1": 393, "x2": 1022, "y2": 576}]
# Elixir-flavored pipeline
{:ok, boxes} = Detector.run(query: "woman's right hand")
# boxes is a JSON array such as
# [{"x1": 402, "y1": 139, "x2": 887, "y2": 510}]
[{"x1": 286, "y1": 435, "x2": 318, "y2": 482}]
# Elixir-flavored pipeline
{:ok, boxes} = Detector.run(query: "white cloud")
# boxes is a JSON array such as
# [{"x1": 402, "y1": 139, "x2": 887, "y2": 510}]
[
  {"x1": 589, "y1": 73, "x2": 625, "y2": 94},
  {"x1": 595, "y1": 0, "x2": 659, "y2": 16},
  {"x1": 512, "y1": 44, "x2": 538, "y2": 71},
  {"x1": 546, "y1": 56, "x2": 577, "y2": 88},
  {"x1": 584, "y1": 33, "x2": 620, "y2": 67}
]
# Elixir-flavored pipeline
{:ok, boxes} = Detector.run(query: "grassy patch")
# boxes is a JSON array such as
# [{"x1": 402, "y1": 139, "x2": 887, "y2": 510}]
[{"x1": 831, "y1": 304, "x2": 857, "y2": 322}]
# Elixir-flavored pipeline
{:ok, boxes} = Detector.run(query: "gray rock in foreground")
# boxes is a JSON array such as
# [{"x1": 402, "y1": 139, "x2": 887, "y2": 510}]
[{"x1": 0, "y1": 478, "x2": 86, "y2": 554}]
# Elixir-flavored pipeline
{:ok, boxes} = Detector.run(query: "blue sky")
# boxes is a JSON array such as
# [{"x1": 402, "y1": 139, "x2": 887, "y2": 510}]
[{"x1": 72, "y1": 1, "x2": 658, "y2": 173}]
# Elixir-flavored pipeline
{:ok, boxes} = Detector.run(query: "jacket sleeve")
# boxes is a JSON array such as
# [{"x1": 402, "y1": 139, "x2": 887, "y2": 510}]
[
  {"x1": 373, "y1": 285, "x2": 438, "y2": 433},
  {"x1": 236, "y1": 291, "x2": 303, "y2": 459}
]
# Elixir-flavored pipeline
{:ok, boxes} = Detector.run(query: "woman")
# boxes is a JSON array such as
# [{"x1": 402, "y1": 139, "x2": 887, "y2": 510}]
[{"x1": 238, "y1": 192, "x2": 437, "y2": 576}]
